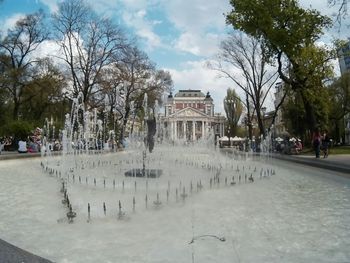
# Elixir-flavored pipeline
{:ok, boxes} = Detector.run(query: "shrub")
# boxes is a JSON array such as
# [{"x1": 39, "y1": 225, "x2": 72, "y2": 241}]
[{"x1": 0, "y1": 120, "x2": 33, "y2": 140}]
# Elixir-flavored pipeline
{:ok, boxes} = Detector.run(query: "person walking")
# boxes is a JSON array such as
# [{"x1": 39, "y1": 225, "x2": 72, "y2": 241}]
[
  {"x1": 312, "y1": 128, "x2": 322, "y2": 158},
  {"x1": 322, "y1": 130, "x2": 331, "y2": 158}
]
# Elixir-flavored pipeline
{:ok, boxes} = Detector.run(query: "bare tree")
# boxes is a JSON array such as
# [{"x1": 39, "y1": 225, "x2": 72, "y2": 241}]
[
  {"x1": 52, "y1": 0, "x2": 126, "y2": 108},
  {"x1": 209, "y1": 32, "x2": 279, "y2": 138},
  {"x1": 145, "y1": 69, "x2": 173, "y2": 108},
  {"x1": 328, "y1": 0, "x2": 349, "y2": 27},
  {"x1": 0, "y1": 11, "x2": 48, "y2": 120},
  {"x1": 103, "y1": 46, "x2": 154, "y2": 141}
]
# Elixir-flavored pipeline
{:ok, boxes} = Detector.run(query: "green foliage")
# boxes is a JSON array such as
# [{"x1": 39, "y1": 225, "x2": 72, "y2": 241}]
[
  {"x1": 329, "y1": 72, "x2": 350, "y2": 118},
  {"x1": 224, "y1": 88, "x2": 243, "y2": 136},
  {"x1": 282, "y1": 90, "x2": 306, "y2": 137},
  {"x1": 283, "y1": 86, "x2": 331, "y2": 142},
  {"x1": 226, "y1": 0, "x2": 332, "y2": 59},
  {"x1": 0, "y1": 10, "x2": 48, "y2": 120},
  {"x1": 0, "y1": 120, "x2": 33, "y2": 140},
  {"x1": 330, "y1": 146, "x2": 350, "y2": 155},
  {"x1": 328, "y1": 72, "x2": 350, "y2": 141},
  {"x1": 0, "y1": 1, "x2": 171, "y2": 143},
  {"x1": 0, "y1": 87, "x2": 11, "y2": 123},
  {"x1": 226, "y1": 0, "x2": 334, "y2": 131},
  {"x1": 20, "y1": 59, "x2": 66, "y2": 123}
]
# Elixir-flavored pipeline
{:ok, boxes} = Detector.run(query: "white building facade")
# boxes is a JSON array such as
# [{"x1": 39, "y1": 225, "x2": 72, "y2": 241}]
[{"x1": 160, "y1": 90, "x2": 226, "y2": 141}]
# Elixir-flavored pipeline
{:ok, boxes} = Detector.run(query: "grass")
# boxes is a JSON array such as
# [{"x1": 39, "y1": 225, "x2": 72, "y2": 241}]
[
  {"x1": 329, "y1": 146, "x2": 350, "y2": 155},
  {"x1": 300, "y1": 145, "x2": 350, "y2": 155}
]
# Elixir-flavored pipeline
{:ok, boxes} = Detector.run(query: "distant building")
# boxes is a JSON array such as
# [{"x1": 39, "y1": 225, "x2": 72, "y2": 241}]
[
  {"x1": 338, "y1": 40, "x2": 350, "y2": 75},
  {"x1": 160, "y1": 90, "x2": 226, "y2": 141}
]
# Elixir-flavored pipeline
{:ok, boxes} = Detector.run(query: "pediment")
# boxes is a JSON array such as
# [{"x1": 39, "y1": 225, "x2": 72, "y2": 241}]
[{"x1": 172, "y1": 107, "x2": 208, "y2": 118}]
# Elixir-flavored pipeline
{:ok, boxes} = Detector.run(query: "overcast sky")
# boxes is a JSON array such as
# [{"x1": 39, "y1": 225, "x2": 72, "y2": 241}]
[{"x1": 0, "y1": 0, "x2": 348, "y2": 113}]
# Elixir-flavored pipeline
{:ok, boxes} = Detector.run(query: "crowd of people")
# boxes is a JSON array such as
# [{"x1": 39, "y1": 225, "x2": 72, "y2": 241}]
[
  {"x1": 274, "y1": 137, "x2": 303, "y2": 155},
  {"x1": 0, "y1": 136, "x2": 63, "y2": 155},
  {"x1": 0, "y1": 127, "x2": 56, "y2": 154},
  {"x1": 0, "y1": 136, "x2": 13, "y2": 153},
  {"x1": 0, "y1": 127, "x2": 333, "y2": 158}
]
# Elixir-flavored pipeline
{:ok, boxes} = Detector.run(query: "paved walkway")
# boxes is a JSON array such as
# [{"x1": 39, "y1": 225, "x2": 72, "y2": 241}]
[
  {"x1": 0, "y1": 151, "x2": 41, "y2": 160},
  {"x1": 220, "y1": 148, "x2": 350, "y2": 178},
  {"x1": 273, "y1": 153, "x2": 350, "y2": 177}
]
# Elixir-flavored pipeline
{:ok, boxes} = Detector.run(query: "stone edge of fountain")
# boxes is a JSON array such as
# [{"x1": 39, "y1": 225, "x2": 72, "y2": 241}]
[{"x1": 0, "y1": 238, "x2": 53, "y2": 263}]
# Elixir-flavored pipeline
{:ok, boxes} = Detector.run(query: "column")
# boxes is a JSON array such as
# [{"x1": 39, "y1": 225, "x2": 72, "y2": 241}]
[
  {"x1": 192, "y1": 120, "x2": 195, "y2": 141},
  {"x1": 174, "y1": 121, "x2": 177, "y2": 139},
  {"x1": 183, "y1": 121, "x2": 186, "y2": 139},
  {"x1": 202, "y1": 121, "x2": 205, "y2": 138},
  {"x1": 171, "y1": 121, "x2": 174, "y2": 140}
]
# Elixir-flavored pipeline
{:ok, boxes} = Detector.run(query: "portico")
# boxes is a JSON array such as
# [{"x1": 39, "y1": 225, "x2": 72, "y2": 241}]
[{"x1": 161, "y1": 90, "x2": 225, "y2": 141}]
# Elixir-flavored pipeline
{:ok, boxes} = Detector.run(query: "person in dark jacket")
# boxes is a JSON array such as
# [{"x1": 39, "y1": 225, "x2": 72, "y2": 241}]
[
  {"x1": 312, "y1": 128, "x2": 322, "y2": 158},
  {"x1": 322, "y1": 130, "x2": 331, "y2": 158}
]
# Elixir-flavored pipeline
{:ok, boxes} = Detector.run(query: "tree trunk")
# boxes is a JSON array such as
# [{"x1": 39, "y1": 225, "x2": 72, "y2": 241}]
[
  {"x1": 12, "y1": 99, "x2": 20, "y2": 120},
  {"x1": 300, "y1": 89, "x2": 317, "y2": 133},
  {"x1": 119, "y1": 106, "x2": 130, "y2": 143},
  {"x1": 246, "y1": 94, "x2": 253, "y2": 140},
  {"x1": 257, "y1": 113, "x2": 265, "y2": 138}
]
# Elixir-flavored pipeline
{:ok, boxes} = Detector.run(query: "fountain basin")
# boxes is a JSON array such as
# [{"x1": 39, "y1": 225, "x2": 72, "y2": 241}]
[
  {"x1": 124, "y1": 168, "x2": 162, "y2": 178},
  {"x1": 1, "y1": 148, "x2": 350, "y2": 263}
]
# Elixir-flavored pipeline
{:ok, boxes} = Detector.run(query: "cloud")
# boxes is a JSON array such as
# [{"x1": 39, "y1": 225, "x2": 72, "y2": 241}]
[
  {"x1": 165, "y1": 59, "x2": 239, "y2": 113},
  {"x1": 174, "y1": 32, "x2": 223, "y2": 57},
  {"x1": 166, "y1": 58, "x2": 280, "y2": 114},
  {"x1": 119, "y1": 0, "x2": 148, "y2": 10},
  {"x1": 122, "y1": 9, "x2": 164, "y2": 50},
  {"x1": 33, "y1": 39, "x2": 61, "y2": 61},
  {"x1": 0, "y1": 13, "x2": 26, "y2": 35},
  {"x1": 299, "y1": 0, "x2": 349, "y2": 41},
  {"x1": 38, "y1": 0, "x2": 59, "y2": 13},
  {"x1": 163, "y1": 0, "x2": 230, "y2": 32},
  {"x1": 161, "y1": 0, "x2": 231, "y2": 57},
  {"x1": 174, "y1": 33, "x2": 201, "y2": 55}
]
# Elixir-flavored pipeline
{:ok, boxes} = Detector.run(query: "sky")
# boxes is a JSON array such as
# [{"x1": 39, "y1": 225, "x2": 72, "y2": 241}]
[{"x1": 0, "y1": 0, "x2": 348, "y2": 114}]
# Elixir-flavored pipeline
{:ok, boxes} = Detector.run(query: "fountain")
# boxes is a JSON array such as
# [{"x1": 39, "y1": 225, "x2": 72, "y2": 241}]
[
  {"x1": 0, "y1": 92, "x2": 350, "y2": 263},
  {"x1": 124, "y1": 94, "x2": 162, "y2": 178}
]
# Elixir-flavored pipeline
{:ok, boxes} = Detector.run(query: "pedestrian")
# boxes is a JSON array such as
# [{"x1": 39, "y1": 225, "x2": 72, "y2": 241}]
[
  {"x1": 0, "y1": 138, "x2": 4, "y2": 155},
  {"x1": 312, "y1": 128, "x2": 321, "y2": 158},
  {"x1": 321, "y1": 129, "x2": 331, "y2": 158},
  {"x1": 295, "y1": 139, "x2": 303, "y2": 154},
  {"x1": 18, "y1": 138, "x2": 28, "y2": 153}
]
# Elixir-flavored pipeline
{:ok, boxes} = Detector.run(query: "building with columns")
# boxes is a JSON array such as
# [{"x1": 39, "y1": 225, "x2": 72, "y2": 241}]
[{"x1": 160, "y1": 90, "x2": 226, "y2": 141}]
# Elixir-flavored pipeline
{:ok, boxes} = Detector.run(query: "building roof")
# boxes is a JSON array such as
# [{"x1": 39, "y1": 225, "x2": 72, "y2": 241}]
[
  {"x1": 174, "y1": 90, "x2": 206, "y2": 98},
  {"x1": 204, "y1": 92, "x2": 213, "y2": 101}
]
